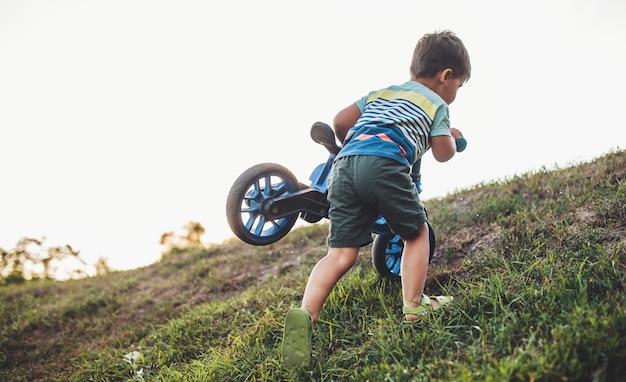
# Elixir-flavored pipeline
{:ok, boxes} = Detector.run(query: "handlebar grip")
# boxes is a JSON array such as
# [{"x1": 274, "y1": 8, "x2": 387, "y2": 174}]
[{"x1": 456, "y1": 137, "x2": 467, "y2": 153}]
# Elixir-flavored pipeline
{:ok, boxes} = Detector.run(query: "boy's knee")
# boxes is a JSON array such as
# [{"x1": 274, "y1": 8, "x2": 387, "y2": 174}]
[{"x1": 327, "y1": 248, "x2": 359, "y2": 268}]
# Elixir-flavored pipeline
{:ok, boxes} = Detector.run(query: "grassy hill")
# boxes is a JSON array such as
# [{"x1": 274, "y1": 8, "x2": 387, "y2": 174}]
[{"x1": 1, "y1": 149, "x2": 625, "y2": 382}]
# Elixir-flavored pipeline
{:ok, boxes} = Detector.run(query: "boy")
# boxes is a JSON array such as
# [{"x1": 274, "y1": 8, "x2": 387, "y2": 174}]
[{"x1": 282, "y1": 30, "x2": 471, "y2": 369}]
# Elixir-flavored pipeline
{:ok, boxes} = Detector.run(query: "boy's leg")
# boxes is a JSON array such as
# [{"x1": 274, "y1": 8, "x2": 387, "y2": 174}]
[
  {"x1": 282, "y1": 246, "x2": 359, "y2": 368},
  {"x1": 302, "y1": 247, "x2": 360, "y2": 323},
  {"x1": 400, "y1": 223, "x2": 434, "y2": 322}
]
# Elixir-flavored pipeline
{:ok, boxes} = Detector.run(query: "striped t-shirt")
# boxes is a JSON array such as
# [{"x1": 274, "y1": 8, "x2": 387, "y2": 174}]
[{"x1": 337, "y1": 81, "x2": 451, "y2": 167}]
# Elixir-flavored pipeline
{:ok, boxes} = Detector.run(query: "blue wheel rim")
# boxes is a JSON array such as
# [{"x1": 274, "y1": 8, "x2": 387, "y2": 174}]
[
  {"x1": 385, "y1": 235, "x2": 404, "y2": 277},
  {"x1": 240, "y1": 174, "x2": 297, "y2": 240}
]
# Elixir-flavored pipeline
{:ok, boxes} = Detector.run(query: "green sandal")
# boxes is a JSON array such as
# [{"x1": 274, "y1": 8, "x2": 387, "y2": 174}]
[
  {"x1": 281, "y1": 307, "x2": 312, "y2": 369},
  {"x1": 403, "y1": 294, "x2": 454, "y2": 316}
]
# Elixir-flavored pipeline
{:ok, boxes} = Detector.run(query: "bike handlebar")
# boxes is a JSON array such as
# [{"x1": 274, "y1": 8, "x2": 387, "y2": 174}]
[
  {"x1": 313, "y1": 120, "x2": 468, "y2": 154},
  {"x1": 456, "y1": 137, "x2": 467, "y2": 153}
]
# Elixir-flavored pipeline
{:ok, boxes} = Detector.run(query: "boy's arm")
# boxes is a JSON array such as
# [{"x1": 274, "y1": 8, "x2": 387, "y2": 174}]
[
  {"x1": 430, "y1": 127, "x2": 463, "y2": 162},
  {"x1": 333, "y1": 103, "x2": 362, "y2": 143}
]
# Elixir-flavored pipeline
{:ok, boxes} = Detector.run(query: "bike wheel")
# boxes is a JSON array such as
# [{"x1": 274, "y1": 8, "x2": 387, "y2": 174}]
[
  {"x1": 226, "y1": 163, "x2": 300, "y2": 245},
  {"x1": 371, "y1": 221, "x2": 436, "y2": 280},
  {"x1": 372, "y1": 233, "x2": 403, "y2": 281}
]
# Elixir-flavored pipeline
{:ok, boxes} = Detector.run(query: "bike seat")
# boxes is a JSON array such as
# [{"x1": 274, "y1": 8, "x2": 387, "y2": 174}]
[{"x1": 310, "y1": 121, "x2": 341, "y2": 155}]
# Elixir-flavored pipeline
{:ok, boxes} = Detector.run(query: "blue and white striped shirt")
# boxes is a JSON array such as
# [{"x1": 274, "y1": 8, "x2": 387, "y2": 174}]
[{"x1": 337, "y1": 81, "x2": 451, "y2": 167}]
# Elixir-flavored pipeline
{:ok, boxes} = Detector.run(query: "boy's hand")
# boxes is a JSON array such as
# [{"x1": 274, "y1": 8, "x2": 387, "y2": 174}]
[
  {"x1": 431, "y1": 128, "x2": 466, "y2": 161},
  {"x1": 450, "y1": 127, "x2": 463, "y2": 140}
]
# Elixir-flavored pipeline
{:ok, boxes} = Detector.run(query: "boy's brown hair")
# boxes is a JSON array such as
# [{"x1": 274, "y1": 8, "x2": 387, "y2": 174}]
[{"x1": 410, "y1": 30, "x2": 471, "y2": 82}]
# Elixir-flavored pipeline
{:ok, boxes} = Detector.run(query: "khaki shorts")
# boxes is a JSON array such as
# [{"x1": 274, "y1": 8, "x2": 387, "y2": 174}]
[{"x1": 327, "y1": 155, "x2": 427, "y2": 248}]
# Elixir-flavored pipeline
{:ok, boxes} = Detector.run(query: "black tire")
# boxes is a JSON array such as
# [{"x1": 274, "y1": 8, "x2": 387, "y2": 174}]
[
  {"x1": 371, "y1": 221, "x2": 436, "y2": 280},
  {"x1": 226, "y1": 163, "x2": 300, "y2": 245}
]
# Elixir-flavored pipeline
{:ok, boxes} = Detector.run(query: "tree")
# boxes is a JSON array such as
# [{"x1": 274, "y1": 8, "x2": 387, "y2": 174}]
[
  {"x1": 44, "y1": 244, "x2": 85, "y2": 279},
  {"x1": 94, "y1": 256, "x2": 112, "y2": 276},
  {"x1": 0, "y1": 237, "x2": 43, "y2": 282},
  {"x1": 159, "y1": 221, "x2": 206, "y2": 257},
  {"x1": 0, "y1": 237, "x2": 109, "y2": 284},
  {"x1": 183, "y1": 221, "x2": 205, "y2": 248}
]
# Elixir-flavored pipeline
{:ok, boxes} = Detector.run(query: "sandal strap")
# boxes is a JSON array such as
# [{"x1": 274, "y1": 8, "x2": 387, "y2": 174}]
[
  {"x1": 431, "y1": 295, "x2": 454, "y2": 306},
  {"x1": 402, "y1": 294, "x2": 454, "y2": 316},
  {"x1": 402, "y1": 294, "x2": 431, "y2": 316},
  {"x1": 402, "y1": 304, "x2": 429, "y2": 315}
]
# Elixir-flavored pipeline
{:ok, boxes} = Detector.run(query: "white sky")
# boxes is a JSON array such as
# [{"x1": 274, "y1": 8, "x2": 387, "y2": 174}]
[{"x1": 1, "y1": 0, "x2": 625, "y2": 271}]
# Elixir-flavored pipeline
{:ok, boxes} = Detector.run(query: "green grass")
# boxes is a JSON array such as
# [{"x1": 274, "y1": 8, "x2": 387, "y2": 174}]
[{"x1": 1, "y1": 149, "x2": 625, "y2": 381}]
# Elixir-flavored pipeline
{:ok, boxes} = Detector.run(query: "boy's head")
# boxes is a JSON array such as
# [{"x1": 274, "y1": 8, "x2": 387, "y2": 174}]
[{"x1": 410, "y1": 30, "x2": 471, "y2": 84}]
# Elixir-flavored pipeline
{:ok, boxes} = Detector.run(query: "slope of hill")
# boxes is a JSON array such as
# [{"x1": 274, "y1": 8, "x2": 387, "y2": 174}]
[{"x1": 1, "y1": 149, "x2": 624, "y2": 381}]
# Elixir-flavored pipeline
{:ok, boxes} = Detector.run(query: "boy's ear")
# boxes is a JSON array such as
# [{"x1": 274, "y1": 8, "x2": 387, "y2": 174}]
[{"x1": 439, "y1": 68, "x2": 453, "y2": 84}]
